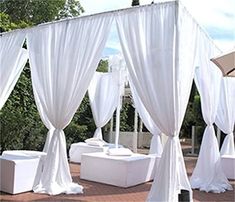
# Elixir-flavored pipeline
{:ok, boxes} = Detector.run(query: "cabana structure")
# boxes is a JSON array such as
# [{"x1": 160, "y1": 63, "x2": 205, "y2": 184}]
[{"x1": 0, "y1": 1, "x2": 233, "y2": 201}]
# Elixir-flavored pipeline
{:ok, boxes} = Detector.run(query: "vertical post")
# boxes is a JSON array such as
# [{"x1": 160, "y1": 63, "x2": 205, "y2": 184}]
[
  {"x1": 133, "y1": 108, "x2": 138, "y2": 153},
  {"x1": 191, "y1": 126, "x2": 195, "y2": 154},
  {"x1": 217, "y1": 127, "x2": 221, "y2": 147},
  {"x1": 138, "y1": 119, "x2": 143, "y2": 148},
  {"x1": 139, "y1": 120, "x2": 143, "y2": 133},
  {"x1": 109, "y1": 116, "x2": 113, "y2": 143},
  {"x1": 115, "y1": 103, "x2": 121, "y2": 148},
  {"x1": 115, "y1": 71, "x2": 123, "y2": 149}
]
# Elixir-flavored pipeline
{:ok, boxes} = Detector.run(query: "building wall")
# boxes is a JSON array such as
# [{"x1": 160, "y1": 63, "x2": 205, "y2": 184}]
[{"x1": 104, "y1": 131, "x2": 153, "y2": 150}]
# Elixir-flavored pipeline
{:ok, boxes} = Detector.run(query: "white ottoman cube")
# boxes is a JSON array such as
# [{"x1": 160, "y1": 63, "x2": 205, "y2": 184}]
[
  {"x1": 0, "y1": 150, "x2": 46, "y2": 194},
  {"x1": 221, "y1": 155, "x2": 235, "y2": 180},
  {"x1": 80, "y1": 152, "x2": 160, "y2": 187}
]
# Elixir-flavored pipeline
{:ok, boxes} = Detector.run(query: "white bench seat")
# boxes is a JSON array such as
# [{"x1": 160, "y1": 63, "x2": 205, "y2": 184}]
[
  {"x1": 221, "y1": 155, "x2": 235, "y2": 180},
  {"x1": 0, "y1": 150, "x2": 46, "y2": 194},
  {"x1": 80, "y1": 152, "x2": 160, "y2": 187}
]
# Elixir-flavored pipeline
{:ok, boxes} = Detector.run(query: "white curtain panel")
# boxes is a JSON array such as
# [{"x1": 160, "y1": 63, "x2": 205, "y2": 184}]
[
  {"x1": 216, "y1": 77, "x2": 235, "y2": 156},
  {"x1": 0, "y1": 32, "x2": 27, "y2": 109},
  {"x1": 190, "y1": 32, "x2": 232, "y2": 192},
  {"x1": 116, "y1": 2, "x2": 198, "y2": 201},
  {"x1": 129, "y1": 76, "x2": 163, "y2": 156},
  {"x1": 27, "y1": 14, "x2": 113, "y2": 195},
  {"x1": 88, "y1": 72, "x2": 119, "y2": 140}
]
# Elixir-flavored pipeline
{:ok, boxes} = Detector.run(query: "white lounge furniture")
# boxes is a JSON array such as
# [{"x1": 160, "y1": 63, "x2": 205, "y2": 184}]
[
  {"x1": 80, "y1": 152, "x2": 160, "y2": 187},
  {"x1": 69, "y1": 142, "x2": 122, "y2": 163},
  {"x1": 221, "y1": 155, "x2": 235, "y2": 180},
  {"x1": 0, "y1": 150, "x2": 46, "y2": 194}
]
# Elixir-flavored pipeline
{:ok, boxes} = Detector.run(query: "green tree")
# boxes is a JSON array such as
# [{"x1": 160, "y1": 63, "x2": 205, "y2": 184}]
[
  {"x1": 96, "y1": 59, "x2": 109, "y2": 72},
  {"x1": 0, "y1": 0, "x2": 84, "y2": 25},
  {"x1": 0, "y1": 12, "x2": 29, "y2": 32}
]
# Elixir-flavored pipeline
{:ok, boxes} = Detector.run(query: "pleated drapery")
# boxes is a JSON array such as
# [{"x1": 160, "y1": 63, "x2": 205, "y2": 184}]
[
  {"x1": 116, "y1": 2, "x2": 199, "y2": 201},
  {"x1": 88, "y1": 72, "x2": 120, "y2": 140},
  {"x1": 27, "y1": 14, "x2": 113, "y2": 195},
  {"x1": 190, "y1": 31, "x2": 232, "y2": 193},
  {"x1": 0, "y1": 32, "x2": 28, "y2": 109},
  {"x1": 216, "y1": 78, "x2": 235, "y2": 156},
  {"x1": 129, "y1": 77, "x2": 163, "y2": 156}
]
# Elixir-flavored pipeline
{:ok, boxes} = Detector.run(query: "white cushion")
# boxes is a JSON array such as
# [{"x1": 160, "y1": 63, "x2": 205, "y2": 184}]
[
  {"x1": 69, "y1": 142, "x2": 123, "y2": 163},
  {"x1": 107, "y1": 148, "x2": 133, "y2": 156},
  {"x1": 85, "y1": 138, "x2": 107, "y2": 147}
]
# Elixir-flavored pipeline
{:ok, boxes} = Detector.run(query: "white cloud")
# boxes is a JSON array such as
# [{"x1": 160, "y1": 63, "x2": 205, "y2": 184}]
[
  {"x1": 180, "y1": 0, "x2": 235, "y2": 51},
  {"x1": 80, "y1": 0, "x2": 235, "y2": 53}
]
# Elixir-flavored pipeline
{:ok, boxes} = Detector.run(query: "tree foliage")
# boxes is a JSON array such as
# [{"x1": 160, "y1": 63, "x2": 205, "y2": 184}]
[
  {"x1": 0, "y1": 0, "x2": 84, "y2": 25},
  {"x1": 96, "y1": 59, "x2": 109, "y2": 72}
]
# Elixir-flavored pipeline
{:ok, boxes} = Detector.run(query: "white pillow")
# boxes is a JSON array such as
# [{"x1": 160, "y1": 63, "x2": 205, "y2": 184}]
[
  {"x1": 85, "y1": 138, "x2": 107, "y2": 147},
  {"x1": 107, "y1": 148, "x2": 133, "y2": 156}
]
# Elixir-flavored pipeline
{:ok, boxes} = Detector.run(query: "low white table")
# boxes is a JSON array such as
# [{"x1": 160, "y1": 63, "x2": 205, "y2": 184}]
[
  {"x1": 80, "y1": 152, "x2": 160, "y2": 187},
  {"x1": 69, "y1": 142, "x2": 122, "y2": 163},
  {"x1": 221, "y1": 155, "x2": 235, "y2": 180},
  {"x1": 0, "y1": 150, "x2": 46, "y2": 194}
]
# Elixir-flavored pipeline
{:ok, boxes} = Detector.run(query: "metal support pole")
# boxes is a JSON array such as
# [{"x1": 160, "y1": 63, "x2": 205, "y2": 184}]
[
  {"x1": 133, "y1": 109, "x2": 138, "y2": 153},
  {"x1": 115, "y1": 104, "x2": 121, "y2": 148},
  {"x1": 109, "y1": 116, "x2": 113, "y2": 142},
  {"x1": 191, "y1": 126, "x2": 195, "y2": 154}
]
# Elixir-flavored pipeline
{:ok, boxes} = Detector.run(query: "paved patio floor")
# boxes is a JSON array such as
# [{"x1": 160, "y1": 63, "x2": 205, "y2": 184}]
[{"x1": 1, "y1": 156, "x2": 234, "y2": 202}]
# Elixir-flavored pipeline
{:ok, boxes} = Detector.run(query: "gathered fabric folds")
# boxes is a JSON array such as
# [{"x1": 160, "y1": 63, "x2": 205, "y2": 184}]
[
  {"x1": 27, "y1": 14, "x2": 113, "y2": 195},
  {"x1": 129, "y1": 76, "x2": 163, "y2": 156},
  {"x1": 88, "y1": 72, "x2": 120, "y2": 140},
  {"x1": 215, "y1": 78, "x2": 235, "y2": 156},
  {"x1": 0, "y1": 31, "x2": 28, "y2": 109},
  {"x1": 190, "y1": 126, "x2": 232, "y2": 192},
  {"x1": 191, "y1": 30, "x2": 232, "y2": 192},
  {"x1": 116, "y1": 2, "x2": 199, "y2": 201}
]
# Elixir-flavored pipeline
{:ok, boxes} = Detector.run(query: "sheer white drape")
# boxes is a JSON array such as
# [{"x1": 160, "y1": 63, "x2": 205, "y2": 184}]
[
  {"x1": 27, "y1": 14, "x2": 113, "y2": 195},
  {"x1": 129, "y1": 77, "x2": 163, "y2": 156},
  {"x1": 216, "y1": 78, "x2": 235, "y2": 156},
  {"x1": 0, "y1": 32, "x2": 27, "y2": 109},
  {"x1": 88, "y1": 72, "x2": 119, "y2": 140},
  {"x1": 190, "y1": 33, "x2": 232, "y2": 192},
  {"x1": 116, "y1": 2, "x2": 198, "y2": 201}
]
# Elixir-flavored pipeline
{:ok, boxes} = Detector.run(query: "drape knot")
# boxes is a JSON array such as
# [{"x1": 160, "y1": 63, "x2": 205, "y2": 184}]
[
  {"x1": 207, "y1": 124, "x2": 214, "y2": 128},
  {"x1": 169, "y1": 131, "x2": 180, "y2": 138},
  {"x1": 169, "y1": 135, "x2": 179, "y2": 139},
  {"x1": 94, "y1": 127, "x2": 103, "y2": 140},
  {"x1": 54, "y1": 128, "x2": 63, "y2": 132},
  {"x1": 53, "y1": 128, "x2": 64, "y2": 138}
]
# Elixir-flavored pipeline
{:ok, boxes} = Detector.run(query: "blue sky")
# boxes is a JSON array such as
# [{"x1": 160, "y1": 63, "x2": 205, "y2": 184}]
[{"x1": 80, "y1": 0, "x2": 235, "y2": 56}]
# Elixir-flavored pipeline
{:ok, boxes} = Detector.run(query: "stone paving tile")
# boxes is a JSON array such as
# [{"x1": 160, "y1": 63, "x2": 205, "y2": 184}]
[{"x1": 1, "y1": 157, "x2": 234, "y2": 202}]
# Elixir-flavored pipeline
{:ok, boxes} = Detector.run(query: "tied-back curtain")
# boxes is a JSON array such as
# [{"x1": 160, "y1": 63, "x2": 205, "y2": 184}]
[
  {"x1": 0, "y1": 32, "x2": 27, "y2": 109},
  {"x1": 88, "y1": 72, "x2": 119, "y2": 140},
  {"x1": 190, "y1": 32, "x2": 232, "y2": 192},
  {"x1": 116, "y1": 2, "x2": 198, "y2": 201},
  {"x1": 27, "y1": 14, "x2": 113, "y2": 195},
  {"x1": 216, "y1": 78, "x2": 235, "y2": 156},
  {"x1": 129, "y1": 76, "x2": 163, "y2": 156}
]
